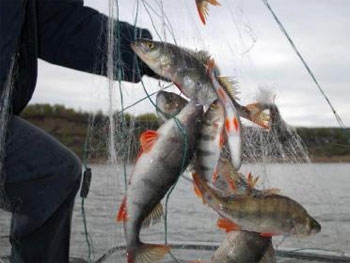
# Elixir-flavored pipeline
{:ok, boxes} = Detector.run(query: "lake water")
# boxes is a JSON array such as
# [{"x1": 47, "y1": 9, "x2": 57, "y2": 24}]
[{"x1": 1, "y1": 162, "x2": 350, "y2": 262}]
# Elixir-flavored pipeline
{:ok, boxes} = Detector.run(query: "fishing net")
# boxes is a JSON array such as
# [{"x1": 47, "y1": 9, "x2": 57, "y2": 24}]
[
  {"x1": 65, "y1": 1, "x2": 349, "y2": 262},
  {"x1": 1, "y1": 0, "x2": 349, "y2": 262}
]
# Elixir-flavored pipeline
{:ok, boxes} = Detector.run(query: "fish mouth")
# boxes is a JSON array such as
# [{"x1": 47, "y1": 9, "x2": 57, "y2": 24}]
[{"x1": 310, "y1": 218, "x2": 321, "y2": 234}]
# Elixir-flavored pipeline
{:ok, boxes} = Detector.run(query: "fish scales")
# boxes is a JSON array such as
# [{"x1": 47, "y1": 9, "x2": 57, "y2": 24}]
[{"x1": 119, "y1": 102, "x2": 203, "y2": 262}]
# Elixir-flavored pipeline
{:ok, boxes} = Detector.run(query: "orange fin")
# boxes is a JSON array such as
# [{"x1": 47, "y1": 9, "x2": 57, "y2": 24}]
[
  {"x1": 116, "y1": 196, "x2": 127, "y2": 222},
  {"x1": 196, "y1": 2, "x2": 208, "y2": 25},
  {"x1": 129, "y1": 243, "x2": 170, "y2": 263},
  {"x1": 140, "y1": 130, "x2": 158, "y2": 152},
  {"x1": 217, "y1": 218, "x2": 240, "y2": 233},
  {"x1": 246, "y1": 102, "x2": 270, "y2": 129},
  {"x1": 233, "y1": 117, "x2": 239, "y2": 132}
]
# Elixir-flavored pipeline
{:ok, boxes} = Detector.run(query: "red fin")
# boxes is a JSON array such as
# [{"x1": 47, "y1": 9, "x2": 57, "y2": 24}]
[
  {"x1": 225, "y1": 118, "x2": 231, "y2": 132},
  {"x1": 116, "y1": 196, "x2": 127, "y2": 222},
  {"x1": 140, "y1": 130, "x2": 158, "y2": 152},
  {"x1": 196, "y1": 3, "x2": 207, "y2": 25},
  {"x1": 233, "y1": 117, "x2": 239, "y2": 132},
  {"x1": 260, "y1": 232, "x2": 277, "y2": 237},
  {"x1": 217, "y1": 218, "x2": 240, "y2": 233}
]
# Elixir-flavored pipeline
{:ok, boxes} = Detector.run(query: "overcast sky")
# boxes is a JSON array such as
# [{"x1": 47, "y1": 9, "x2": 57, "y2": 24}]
[{"x1": 32, "y1": 0, "x2": 350, "y2": 127}]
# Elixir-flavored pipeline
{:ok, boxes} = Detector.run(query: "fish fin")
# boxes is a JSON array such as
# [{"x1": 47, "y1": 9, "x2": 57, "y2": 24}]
[
  {"x1": 260, "y1": 188, "x2": 280, "y2": 196},
  {"x1": 217, "y1": 218, "x2": 240, "y2": 232},
  {"x1": 129, "y1": 243, "x2": 170, "y2": 263},
  {"x1": 208, "y1": 0, "x2": 221, "y2": 6},
  {"x1": 142, "y1": 203, "x2": 164, "y2": 228},
  {"x1": 218, "y1": 76, "x2": 240, "y2": 100},
  {"x1": 247, "y1": 172, "x2": 259, "y2": 189},
  {"x1": 140, "y1": 130, "x2": 158, "y2": 152},
  {"x1": 196, "y1": 0, "x2": 209, "y2": 25},
  {"x1": 219, "y1": 132, "x2": 225, "y2": 148},
  {"x1": 246, "y1": 102, "x2": 270, "y2": 129},
  {"x1": 233, "y1": 116, "x2": 240, "y2": 132},
  {"x1": 193, "y1": 183, "x2": 203, "y2": 198},
  {"x1": 225, "y1": 118, "x2": 231, "y2": 133},
  {"x1": 116, "y1": 196, "x2": 127, "y2": 222},
  {"x1": 206, "y1": 57, "x2": 216, "y2": 73},
  {"x1": 260, "y1": 232, "x2": 277, "y2": 237},
  {"x1": 211, "y1": 169, "x2": 218, "y2": 183},
  {"x1": 192, "y1": 173, "x2": 207, "y2": 204}
]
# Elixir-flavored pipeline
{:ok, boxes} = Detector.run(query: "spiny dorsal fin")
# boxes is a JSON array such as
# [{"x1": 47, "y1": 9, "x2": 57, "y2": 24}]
[
  {"x1": 142, "y1": 202, "x2": 164, "y2": 228},
  {"x1": 218, "y1": 76, "x2": 240, "y2": 100}
]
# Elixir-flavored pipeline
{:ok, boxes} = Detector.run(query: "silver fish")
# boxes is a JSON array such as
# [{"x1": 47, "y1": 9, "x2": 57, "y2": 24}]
[
  {"x1": 117, "y1": 101, "x2": 203, "y2": 263},
  {"x1": 211, "y1": 231, "x2": 275, "y2": 263}
]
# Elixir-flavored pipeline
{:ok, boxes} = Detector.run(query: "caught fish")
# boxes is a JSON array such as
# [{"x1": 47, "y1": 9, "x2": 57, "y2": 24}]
[
  {"x1": 195, "y1": 99, "x2": 225, "y2": 183},
  {"x1": 195, "y1": 0, "x2": 221, "y2": 25},
  {"x1": 211, "y1": 231, "x2": 275, "y2": 263},
  {"x1": 206, "y1": 59, "x2": 242, "y2": 170},
  {"x1": 156, "y1": 90, "x2": 188, "y2": 124},
  {"x1": 193, "y1": 173, "x2": 321, "y2": 237},
  {"x1": 117, "y1": 102, "x2": 203, "y2": 263},
  {"x1": 131, "y1": 39, "x2": 269, "y2": 129}
]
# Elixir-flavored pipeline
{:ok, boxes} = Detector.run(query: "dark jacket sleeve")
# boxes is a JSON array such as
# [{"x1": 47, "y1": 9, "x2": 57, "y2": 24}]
[{"x1": 36, "y1": 0, "x2": 152, "y2": 83}]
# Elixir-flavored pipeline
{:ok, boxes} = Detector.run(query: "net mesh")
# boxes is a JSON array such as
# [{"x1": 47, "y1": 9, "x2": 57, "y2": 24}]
[
  {"x1": 1, "y1": 0, "x2": 349, "y2": 262},
  {"x1": 73, "y1": 1, "x2": 348, "y2": 262}
]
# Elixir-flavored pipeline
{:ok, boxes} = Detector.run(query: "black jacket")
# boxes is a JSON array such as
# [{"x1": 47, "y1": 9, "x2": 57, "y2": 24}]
[{"x1": 0, "y1": 0, "x2": 153, "y2": 114}]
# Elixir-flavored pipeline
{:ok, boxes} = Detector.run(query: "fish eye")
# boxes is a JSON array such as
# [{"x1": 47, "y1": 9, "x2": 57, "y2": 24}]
[{"x1": 144, "y1": 41, "x2": 154, "y2": 49}]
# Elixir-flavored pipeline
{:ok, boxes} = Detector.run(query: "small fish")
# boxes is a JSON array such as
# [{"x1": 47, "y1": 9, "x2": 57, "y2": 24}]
[
  {"x1": 206, "y1": 59, "x2": 242, "y2": 170},
  {"x1": 193, "y1": 173, "x2": 321, "y2": 237},
  {"x1": 195, "y1": 99, "x2": 225, "y2": 183},
  {"x1": 195, "y1": 0, "x2": 221, "y2": 25},
  {"x1": 211, "y1": 231, "x2": 275, "y2": 263},
  {"x1": 156, "y1": 90, "x2": 188, "y2": 124},
  {"x1": 117, "y1": 101, "x2": 203, "y2": 263}
]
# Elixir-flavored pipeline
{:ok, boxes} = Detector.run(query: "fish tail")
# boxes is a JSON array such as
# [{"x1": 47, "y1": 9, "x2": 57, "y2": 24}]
[
  {"x1": 246, "y1": 102, "x2": 270, "y2": 128},
  {"x1": 128, "y1": 242, "x2": 170, "y2": 263}
]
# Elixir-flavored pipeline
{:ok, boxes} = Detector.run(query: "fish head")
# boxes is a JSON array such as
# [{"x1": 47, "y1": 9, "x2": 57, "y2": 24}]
[
  {"x1": 156, "y1": 91, "x2": 188, "y2": 121},
  {"x1": 306, "y1": 216, "x2": 321, "y2": 235},
  {"x1": 131, "y1": 39, "x2": 176, "y2": 79},
  {"x1": 292, "y1": 214, "x2": 321, "y2": 236},
  {"x1": 205, "y1": 99, "x2": 225, "y2": 126},
  {"x1": 176, "y1": 101, "x2": 203, "y2": 128}
]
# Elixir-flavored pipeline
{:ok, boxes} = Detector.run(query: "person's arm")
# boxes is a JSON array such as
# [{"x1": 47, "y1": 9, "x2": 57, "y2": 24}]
[{"x1": 37, "y1": 0, "x2": 152, "y2": 83}]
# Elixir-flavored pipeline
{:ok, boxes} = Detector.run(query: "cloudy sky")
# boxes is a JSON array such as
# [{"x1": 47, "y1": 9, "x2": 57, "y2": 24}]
[{"x1": 32, "y1": 0, "x2": 350, "y2": 127}]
